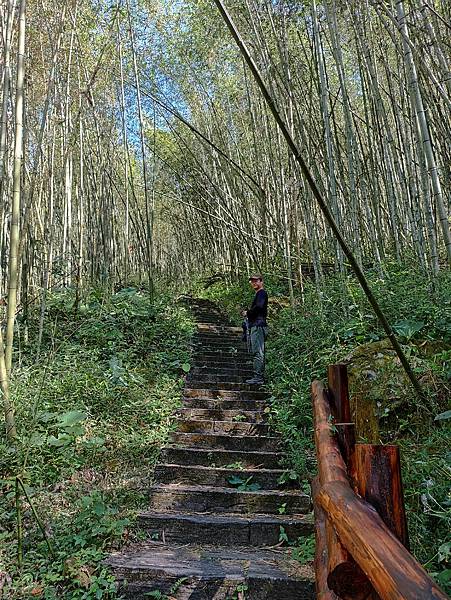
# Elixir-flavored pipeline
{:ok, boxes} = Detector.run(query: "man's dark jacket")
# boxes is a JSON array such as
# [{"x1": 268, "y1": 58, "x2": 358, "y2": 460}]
[{"x1": 247, "y1": 289, "x2": 268, "y2": 327}]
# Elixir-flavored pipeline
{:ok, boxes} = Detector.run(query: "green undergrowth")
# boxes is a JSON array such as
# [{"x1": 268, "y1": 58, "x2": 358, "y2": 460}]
[
  {"x1": 197, "y1": 264, "x2": 451, "y2": 587},
  {"x1": 0, "y1": 287, "x2": 195, "y2": 599}
]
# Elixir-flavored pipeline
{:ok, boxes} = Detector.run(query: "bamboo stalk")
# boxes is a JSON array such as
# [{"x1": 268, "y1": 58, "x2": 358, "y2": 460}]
[{"x1": 5, "y1": 0, "x2": 26, "y2": 377}]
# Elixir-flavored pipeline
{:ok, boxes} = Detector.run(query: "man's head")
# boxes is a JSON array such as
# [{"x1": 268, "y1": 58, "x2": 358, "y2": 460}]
[{"x1": 249, "y1": 274, "x2": 264, "y2": 291}]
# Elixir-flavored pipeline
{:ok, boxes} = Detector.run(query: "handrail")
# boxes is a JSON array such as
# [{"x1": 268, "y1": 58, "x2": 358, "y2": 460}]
[{"x1": 312, "y1": 368, "x2": 449, "y2": 600}]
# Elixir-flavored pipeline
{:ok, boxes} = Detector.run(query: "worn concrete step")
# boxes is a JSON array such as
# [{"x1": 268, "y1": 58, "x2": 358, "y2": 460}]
[
  {"x1": 169, "y1": 431, "x2": 280, "y2": 452},
  {"x1": 193, "y1": 335, "x2": 241, "y2": 343},
  {"x1": 107, "y1": 542, "x2": 315, "y2": 600},
  {"x1": 192, "y1": 348, "x2": 248, "y2": 357},
  {"x1": 192, "y1": 343, "x2": 243, "y2": 352},
  {"x1": 147, "y1": 483, "x2": 310, "y2": 514},
  {"x1": 194, "y1": 346, "x2": 249, "y2": 354},
  {"x1": 190, "y1": 366, "x2": 254, "y2": 376},
  {"x1": 193, "y1": 323, "x2": 237, "y2": 330},
  {"x1": 177, "y1": 407, "x2": 264, "y2": 422},
  {"x1": 195, "y1": 332, "x2": 242, "y2": 341},
  {"x1": 193, "y1": 356, "x2": 251, "y2": 366},
  {"x1": 138, "y1": 511, "x2": 314, "y2": 546},
  {"x1": 192, "y1": 358, "x2": 252, "y2": 367},
  {"x1": 192, "y1": 341, "x2": 244, "y2": 351},
  {"x1": 193, "y1": 342, "x2": 247, "y2": 350},
  {"x1": 182, "y1": 397, "x2": 267, "y2": 411},
  {"x1": 194, "y1": 323, "x2": 232, "y2": 328},
  {"x1": 196, "y1": 322, "x2": 241, "y2": 330},
  {"x1": 196, "y1": 323, "x2": 241, "y2": 331},
  {"x1": 189, "y1": 380, "x2": 264, "y2": 390},
  {"x1": 191, "y1": 356, "x2": 252, "y2": 375},
  {"x1": 176, "y1": 419, "x2": 270, "y2": 436},
  {"x1": 193, "y1": 349, "x2": 250, "y2": 358},
  {"x1": 192, "y1": 314, "x2": 229, "y2": 321},
  {"x1": 193, "y1": 322, "x2": 231, "y2": 329},
  {"x1": 184, "y1": 387, "x2": 267, "y2": 400},
  {"x1": 187, "y1": 373, "x2": 254, "y2": 384},
  {"x1": 191, "y1": 306, "x2": 224, "y2": 313},
  {"x1": 154, "y1": 463, "x2": 291, "y2": 489},
  {"x1": 160, "y1": 446, "x2": 283, "y2": 469},
  {"x1": 192, "y1": 347, "x2": 245, "y2": 355}
]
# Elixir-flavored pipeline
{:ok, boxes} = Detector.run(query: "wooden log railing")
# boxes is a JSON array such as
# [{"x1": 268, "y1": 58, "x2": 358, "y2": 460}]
[{"x1": 312, "y1": 365, "x2": 449, "y2": 600}]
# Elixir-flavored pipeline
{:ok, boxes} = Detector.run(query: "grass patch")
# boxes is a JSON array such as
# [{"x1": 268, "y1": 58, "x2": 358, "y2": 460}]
[{"x1": 0, "y1": 287, "x2": 194, "y2": 599}]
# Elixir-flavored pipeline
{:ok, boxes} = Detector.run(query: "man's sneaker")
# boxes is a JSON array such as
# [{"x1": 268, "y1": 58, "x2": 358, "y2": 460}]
[{"x1": 245, "y1": 377, "x2": 264, "y2": 385}]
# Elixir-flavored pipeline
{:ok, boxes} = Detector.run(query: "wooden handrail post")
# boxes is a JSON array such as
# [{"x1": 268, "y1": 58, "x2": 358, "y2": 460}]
[
  {"x1": 335, "y1": 423, "x2": 356, "y2": 469},
  {"x1": 328, "y1": 363, "x2": 351, "y2": 422},
  {"x1": 312, "y1": 380, "x2": 374, "y2": 598},
  {"x1": 351, "y1": 444, "x2": 410, "y2": 549},
  {"x1": 328, "y1": 364, "x2": 356, "y2": 470}
]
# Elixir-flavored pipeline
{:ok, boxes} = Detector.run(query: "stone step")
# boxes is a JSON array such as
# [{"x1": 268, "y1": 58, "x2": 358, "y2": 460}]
[
  {"x1": 160, "y1": 446, "x2": 283, "y2": 469},
  {"x1": 193, "y1": 346, "x2": 249, "y2": 354},
  {"x1": 196, "y1": 324, "x2": 242, "y2": 334},
  {"x1": 191, "y1": 333, "x2": 245, "y2": 347},
  {"x1": 176, "y1": 419, "x2": 270, "y2": 436},
  {"x1": 192, "y1": 340, "x2": 244, "y2": 350},
  {"x1": 192, "y1": 342, "x2": 243, "y2": 350},
  {"x1": 107, "y1": 542, "x2": 315, "y2": 600},
  {"x1": 194, "y1": 332, "x2": 240, "y2": 339},
  {"x1": 154, "y1": 463, "x2": 290, "y2": 489},
  {"x1": 169, "y1": 431, "x2": 280, "y2": 452},
  {"x1": 193, "y1": 317, "x2": 227, "y2": 323},
  {"x1": 191, "y1": 307, "x2": 224, "y2": 313},
  {"x1": 187, "y1": 373, "x2": 254, "y2": 384},
  {"x1": 190, "y1": 366, "x2": 254, "y2": 376},
  {"x1": 186, "y1": 382, "x2": 267, "y2": 394},
  {"x1": 193, "y1": 355, "x2": 251, "y2": 365},
  {"x1": 194, "y1": 324, "x2": 230, "y2": 331},
  {"x1": 138, "y1": 511, "x2": 314, "y2": 546},
  {"x1": 177, "y1": 407, "x2": 264, "y2": 422},
  {"x1": 192, "y1": 313, "x2": 229, "y2": 320},
  {"x1": 191, "y1": 355, "x2": 252, "y2": 371},
  {"x1": 192, "y1": 340, "x2": 248, "y2": 354},
  {"x1": 195, "y1": 324, "x2": 238, "y2": 329},
  {"x1": 184, "y1": 387, "x2": 267, "y2": 400},
  {"x1": 147, "y1": 483, "x2": 310, "y2": 514},
  {"x1": 182, "y1": 397, "x2": 267, "y2": 411},
  {"x1": 195, "y1": 320, "x2": 235, "y2": 327},
  {"x1": 193, "y1": 347, "x2": 245, "y2": 355},
  {"x1": 192, "y1": 341, "x2": 249, "y2": 355}
]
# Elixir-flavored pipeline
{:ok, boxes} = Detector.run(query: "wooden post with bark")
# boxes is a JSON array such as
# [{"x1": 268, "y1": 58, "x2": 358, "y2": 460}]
[
  {"x1": 351, "y1": 444, "x2": 410, "y2": 549},
  {"x1": 327, "y1": 364, "x2": 356, "y2": 467}
]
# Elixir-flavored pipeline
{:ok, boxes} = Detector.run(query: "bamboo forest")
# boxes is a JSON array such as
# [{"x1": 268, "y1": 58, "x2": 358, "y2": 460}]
[{"x1": 0, "y1": 0, "x2": 450, "y2": 598}]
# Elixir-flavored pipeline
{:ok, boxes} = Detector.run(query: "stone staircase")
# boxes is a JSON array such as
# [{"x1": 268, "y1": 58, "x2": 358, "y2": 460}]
[{"x1": 107, "y1": 299, "x2": 315, "y2": 599}]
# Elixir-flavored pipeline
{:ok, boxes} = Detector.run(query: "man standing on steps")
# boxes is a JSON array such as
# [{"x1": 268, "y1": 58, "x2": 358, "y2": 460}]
[{"x1": 244, "y1": 274, "x2": 268, "y2": 385}]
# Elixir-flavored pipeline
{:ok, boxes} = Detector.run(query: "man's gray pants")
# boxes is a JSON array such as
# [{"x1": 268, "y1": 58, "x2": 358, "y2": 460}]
[{"x1": 249, "y1": 326, "x2": 268, "y2": 379}]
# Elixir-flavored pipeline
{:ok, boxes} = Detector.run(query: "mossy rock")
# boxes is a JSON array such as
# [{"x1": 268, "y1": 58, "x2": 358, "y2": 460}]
[
  {"x1": 412, "y1": 339, "x2": 449, "y2": 358},
  {"x1": 342, "y1": 339, "x2": 417, "y2": 442}
]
